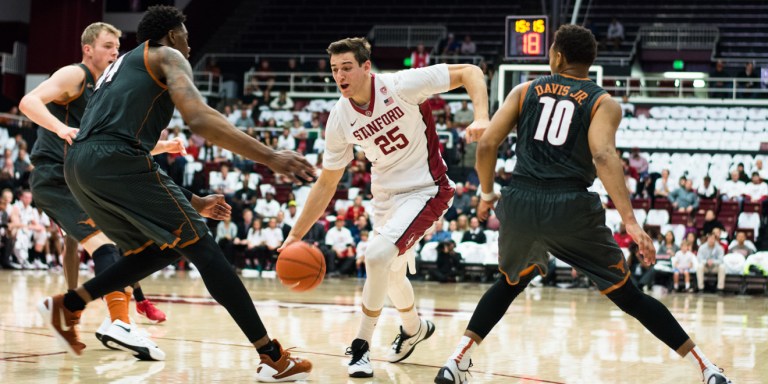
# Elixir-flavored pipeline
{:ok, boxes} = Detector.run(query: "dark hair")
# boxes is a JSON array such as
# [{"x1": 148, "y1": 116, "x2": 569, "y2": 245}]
[
  {"x1": 137, "y1": 5, "x2": 186, "y2": 43},
  {"x1": 553, "y1": 24, "x2": 597, "y2": 66},
  {"x1": 326, "y1": 37, "x2": 371, "y2": 65}
]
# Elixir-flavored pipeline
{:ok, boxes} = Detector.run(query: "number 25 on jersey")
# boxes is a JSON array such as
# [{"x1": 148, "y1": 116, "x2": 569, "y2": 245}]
[{"x1": 533, "y1": 96, "x2": 574, "y2": 146}]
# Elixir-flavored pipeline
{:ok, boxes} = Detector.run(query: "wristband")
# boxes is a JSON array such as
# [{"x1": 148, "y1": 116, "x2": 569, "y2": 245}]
[{"x1": 480, "y1": 191, "x2": 496, "y2": 202}]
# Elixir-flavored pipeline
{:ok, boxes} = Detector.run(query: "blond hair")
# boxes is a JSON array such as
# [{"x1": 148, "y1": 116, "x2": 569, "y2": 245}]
[{"x1": 81, "y1": 22, "x2": 121, "y2": 47}]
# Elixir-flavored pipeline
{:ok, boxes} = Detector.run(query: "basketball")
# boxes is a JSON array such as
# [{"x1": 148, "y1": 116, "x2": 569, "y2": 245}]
[{"x1": 276, "y1": 242, "x2": 326, "y2": 292}]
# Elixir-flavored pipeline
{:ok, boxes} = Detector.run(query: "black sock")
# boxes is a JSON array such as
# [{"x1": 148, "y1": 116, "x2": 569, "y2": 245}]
[
  {"x1": 257, "y1": 340, "x2": 281, "y2": 361},
  {"x1": 132, "y1": 285, "x2": 146, "y2": 302},
  {"x1": 63, "y1": 290, "x2": 86, "y2": 312}
]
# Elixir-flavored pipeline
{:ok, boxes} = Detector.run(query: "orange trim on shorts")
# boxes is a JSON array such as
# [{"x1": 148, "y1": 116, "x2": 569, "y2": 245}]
[
  {"x1": 499, "y1": 264, "x2": 544, "y2": 286},
  {"x1": 79, "y1": 229, "x2": 103, "y2": 245},
  {"x1": 518, "y1": 81, "x2": 531, "y2": 111},
  {"x1": 124, "y1": 239, "x2": 155, "y2": 256},
  {"x1": 144, "y1": 42, "x2": 168, "y2": 89},
  {"x1": 599, "y1": 272, "x2": 630, "y2": 295},
  {"x1": 559, "y1": 73, "x2": 591, "y2": 81},
  {"x1": 591, "y1": 94, "x2": 609, "y2": 120}
]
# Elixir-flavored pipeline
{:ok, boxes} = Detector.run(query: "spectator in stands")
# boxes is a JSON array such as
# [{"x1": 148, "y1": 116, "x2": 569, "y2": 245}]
[
  {"x1": 253, "y1": 59, "x2": 276, "y2": 102},
  {"x1": 613, "y1": 223, "x2": 633, "y2": 248},
  {"x1": 438, "y1": 33, "x2": 460, "y2": 56},
  {"x1": 628, "y1": 242, "x2": 654, "y2": 292},
  {"x1": 711, "y1": 227, "x2": 728, "y2": 251},
  {"x1": 743, "y1": 172, "x2": 768, "y2": 202},
  {"x1": 621, "y1": 158, "x2": 638, "y2": 194},
  {"x1": 461, "y1": 217, "x2": 486, "y2": 244},
  {"x1": 233, "y1": 172, "x2": 258, "y2": 210},
  {"x1": 728, "y1": 231, "x2": 756, "y2": 257},
  {"x1": 696, "y1": 176, "x2": 717, "y2": 199},
  {"x1": 345, "y1": 195, "x2": 366, "y2": 222},
  {"x1": 304, "y1": 112, "x2": 323, "y2": 129},
  {"x1": 356, "y1": 230, "x2": 369, "y2": 278},
  {"x1": 673, "y1": 241, "x2": 696, "y2": 292},
  {"x1": 244, "y1": 218, "x2": 268, "y2": 271},
  {"x1": 313, "y1": 128, "x2": 326, "y2": 154},
  {"x1": 433, "y1": 240, "x2": 463, "y2": 283},
  {"x1": 684, "y1": 231, "x2": 699, "y2": 253},
  {"x1": 262, "y1": 217, "x2": 284, "y2": 267},
  {"x1": 459, "y1": 35, "x2": 476, "y2": 56},
  {"x1": 619, "y1": 95, "x2": 635, "y2": 117},
  {"x1": 216, "y1": 215, "x2": 238, "y2": 267},
  {"x1": 210, "y1": 164, "x2": 239, "y2": 196},
  {"x1": 628, "y1": 147, "x2": 649, "y2": 180},
  {"x1": 451, "y1": 182, "x2": 472, "y2": 218},
  {"x1": 606, "y1": 18, "x2": 624, "y2": 50},
  {"x1": 448, "y1": 220, "x2": 463, "y2": 244},
  {"x1": 428, "y1": 219, "x2": 451, "y2": 243},
  {"x1": 255, "y1": 191, "x2": 281, "y2": 219},
  {"x1": 234, "y1": 108, "x2": 255, "y2": 129},
  {"x1": 261, "y1": 129, "x2": 277, "y2": 149},
  {"x1": 325, "y1": 217, "x2": 355, "y2": 276},
  {"x1": 655, "y1": 230, "x2": 679, "y2": 278},
  {"x1": 269, "y1": 90, "x2": 294, "y2": 111},
  {"x1": 428, "y1": 94, "x2": 447, "y2": 121},
  {"x1": 708, "y1": 60, "x2": 730, "y2": 99},
  {"x1": 654, "y1": 169, "x2": 673, "y2": 198},
  {"x1": 410, "y1": 43, "x2": 430, "y2": 68},
  {"x1": 736, "y1": 163, "x2": 749, "y2": 183},
  {"x1": 696, "y1": 233, "x2": 725, "y2": 292},
  {"x1": 312, "y1": 58, "x2": 333, "y2": 92},
  {"x1": 719, "y1": 170, "x2": 745, "y2": 201},
  {"x1": 755, "y1": 159, "x2": 768, "y2": 181},
  {"x1": 276, "y1": 127, "x2": 296, "y2": 151},
  {"x1": 350, "y1": 215, "x2": 371, "y2": 244},
  {"x1": 282, "y1": 200, "x2": 300, "y2": 227},
  {"x1": 669, "y1": 179, "x2": 699, "y2": 213},
  {"x1": 453, "y1": 101, "x2": 474, "y2": 128},
  {"x1": 223, "y1": 105, "x2": 237, "y2": 124},
  {"x1": 737, "y1": 61, "x2": 760, "y2": 98},
  {"x1": 277, "y1": 58, "x2": 301, "y2": 92},
  {"x1": 14, "y1": 146, "x2": 33, "y2": 183}
]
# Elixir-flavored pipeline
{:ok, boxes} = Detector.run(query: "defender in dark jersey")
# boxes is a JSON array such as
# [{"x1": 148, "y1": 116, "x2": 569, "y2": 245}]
[
  {"x1": 36, "y1": 6, "x2": 314, "y2": 382},
  {"x1": 435, "y1": 25, "x2": 732, "y2": 384}
]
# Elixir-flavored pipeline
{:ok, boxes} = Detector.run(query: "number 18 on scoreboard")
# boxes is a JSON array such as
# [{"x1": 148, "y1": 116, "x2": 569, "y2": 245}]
[{"x1": 505, "y1": 15, "x2": 549, "y2": 60}]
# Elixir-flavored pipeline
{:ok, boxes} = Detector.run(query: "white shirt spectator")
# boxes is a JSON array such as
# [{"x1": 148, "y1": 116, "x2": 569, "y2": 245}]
[
  {"x1": 607, "y1": 20, "x2": 625, "y2": 40},
  {"x1": 719, "y1": 180, "x2": 745, "y2": 199},
  {"x1": 743, "y1": 181, "x2": 768, "y2": 201},
  {"x1": 262, "y1": 227, "x2": 284, "y2": 249},
  {"x1": 654, "y1": 177, "x2": 673, "y2": 196},
  {"x1": 697, "y1": 182, "x2": 717, "y2": 198},
  {"x1": 277, "y1": 133, "x2": 296, "y2": 151},
  {"x1": 255, "y1": 198, "x2": 281, "y2": 219},
  {"x1": 674, "y1": 250, "x2": 696, "y2": 270},
  {"x1": 209, "y1": 169, "x2": 240, "y2": 195},
  {"x1": 356, "y1": 240, "x2": 369, "y2": 260},
  {"x1": 246, "y1": 227, "x2": 265, "y2": 248},
  {"x1": 325, "y1": 224, "x2": 354, "y2": 255},
  {"x1": 313, "y1": 136, "x2": 326, "y2": 154}
]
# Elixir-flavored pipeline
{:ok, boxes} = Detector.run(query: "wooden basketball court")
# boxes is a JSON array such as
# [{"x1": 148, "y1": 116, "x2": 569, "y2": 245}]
[{"x1": 1, "y1": 270, "x2": 764, "y2": 383}]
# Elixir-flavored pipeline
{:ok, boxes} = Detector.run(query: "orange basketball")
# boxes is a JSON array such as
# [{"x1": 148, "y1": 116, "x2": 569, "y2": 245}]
[{"x1": 276, "y1": 242, "x2": 326, "y2": 292}]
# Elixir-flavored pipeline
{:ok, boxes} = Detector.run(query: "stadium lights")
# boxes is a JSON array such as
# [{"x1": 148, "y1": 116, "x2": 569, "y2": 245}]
[{"x1": 662, "y1": 72, "x2": 707, "y2": 79}]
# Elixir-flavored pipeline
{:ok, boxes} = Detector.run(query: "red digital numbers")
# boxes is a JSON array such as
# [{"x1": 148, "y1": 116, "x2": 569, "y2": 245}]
[{"x1": 522, "y1": 33, "x2": 541, "y2": 55}]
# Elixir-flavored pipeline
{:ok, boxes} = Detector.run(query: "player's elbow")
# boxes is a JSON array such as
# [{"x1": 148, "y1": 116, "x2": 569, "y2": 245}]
[
  {"x1": 18, "y1": 95, "x2": 34, "y2": 115},
  {"x1": 592, "y1": 149, "x2": 616, "y2": 167}
]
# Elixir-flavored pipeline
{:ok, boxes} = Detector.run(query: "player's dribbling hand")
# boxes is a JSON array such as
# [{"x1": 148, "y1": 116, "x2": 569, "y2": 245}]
[
  {"x1": 156, "y1": 137, "x2": 187, "y2": 156},
  {"x1": 57, "y1": 126, "x2": 79, "y2": 145},
  {"x1": 464, "y1": 118, "x2": 491, "y2": 143},
  {"x1": 278, "y1": 234, "x2": 301, "y2": 253},
  {"x1": 271, "y1": 150, "x2": 316, "y2": 183},
  {"x1": 476, "y1": 195, "x2": 497, "y2": 222},
  {"x1": 626, "y1": 222, "x2": 656, "y2": 264},
  {"x1": 193, "y1": 194, "x2": 231, "y2": 220}
]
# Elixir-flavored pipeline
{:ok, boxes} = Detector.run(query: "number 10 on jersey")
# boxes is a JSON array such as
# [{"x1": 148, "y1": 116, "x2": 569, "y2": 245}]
[{"x1": 534, "y1": 96, "x2": 574, "y2": 146}]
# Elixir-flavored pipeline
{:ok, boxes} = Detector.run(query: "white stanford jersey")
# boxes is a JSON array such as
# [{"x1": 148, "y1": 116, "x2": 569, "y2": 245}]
[{"x1": 324, "y1": 64, "x2": 451, "y2": 195}]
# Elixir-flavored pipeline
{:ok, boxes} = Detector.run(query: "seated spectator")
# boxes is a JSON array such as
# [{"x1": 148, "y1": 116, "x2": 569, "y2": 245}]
[
  {"x1": 438, "y1": 33, "x2": 460, "y2": 56},
  {"x1": 325, "y1": 218, "x2": 356, "y2": 276},
  {"x1": 216, "y1": 216, "x2": 238, "y2": 267},
  {"x1": 451, "y1": 182, "x2": 472, "y2": 217},
  {"x1": 684, "y1": 227, "x2": 699, "y2": 252},
  {"x1": 349, "y1": 215, "x2": 371, "y2": 243},
  {"x1": 701, "y1": 209, "x2": 724, "y2": 236},
  {"x1": 654, "y1": 230, "x2": 679, "y2": 281},
  {"x1": 613, "y1": 223, "x2": 633, "y2": 248},
  {"x1": 696, "y1": 233, "x2": 726, "y2": 292},
  {"x1": 428, "y1": 94, "x2": 447, "y2": 121},
  {"x1": 243, "y1": 218, "x2": 268, "y2": 271},
  {"x1": 619, "y1": 95, "x2": 635, "y2": 117},
  {"x1": 428, "y1": 219, "x2": 452, "y2": 243},
  {"x1": 282, "y1": 200, "x2": 300, "y2": 227},
  {"x1": 232, "y1": 173, "x2": 258, "y2": 211},
  {"x1": 736, "y1": 163, "x2": 750, "y2": 183},
  {"x1": 673, "y1": 241, "x2": 696, "y2": 291},
  {"x1": 728, "y1": 231, "x2": 756, "y2": 258},
  {"x1": 628, "y1": 242, "x2": 654, "y2": 291},
  {"x1": 606, "y1": 18, "x2": 624, "y2": 50},
  {"x1": 274, "y1": 211, "x2": 292, "y2": 239},
  {"x1": 410, "y1": 43, "x2": 430, "y2": 68},
  {"x1": 461, "y1": 217, "x2": 486, "y2": 244},
  {"x1": 253, "y1": 59, "x2": 276, "y2": 101},
  {"x1": 448, "y1": 220, "x2": 463, "y2": 244},
  {"x1": 711, "y1": 227, "x2": 729, "y2": 251},
  {"x1": 313, "y1": 129, "x2": 326, "y2": 154},
  {"x1": 622, "y1": 158, "x2": 639, "y2": 193},
  {"x1": 697, "y1": 176, "x2": 717, "y2": 199},
  {"x1": 719, "y1": 170, "x2": 745, "y2": 201},
  {"x1": 234, "y1": 108, "x2": 255, "y2": 129},
  {"x1": 255, "y1": 192, "x2": 281, "y2": 219},
  {"x1": 754, "y1": 159, "x2": 768, "y2": 181},
  {"x1": 453, "y1": 101, "x2": 474, "y2": 128},
  {"x1": 209, "y1": 164, "x2": 240, "y2": 196},
  {"x1": 459, "y1": 35, "x2": 476, "y2": 55},
  {"x1": 743, "y1": 172, "x2": 768, "y2": 202},
  {"x1": 432, "y1": 240, "x2": 463, "y2": 283},
  {"x1": 628, "y1": 147, "x2": 648, "y2": 180},
  {"x1": 262, "y1": 217, "x2": 284, "y2": 267},
  {"x1": 738, "y1": 61, "x2": 760, "y2": 98},
  {"x1": 345, "y1": 195, "x2": 366, "y2": 222},
  {"x1": 355, "y1": 230, "x2": 369, "y2": 278},
  {"x1": 654, "y1": 169, "x2": 673, "y2": 198},
  {"x1": 669, "y1": 179, "x2": 699, "y2": 213},
  {"x1": 269, "y1": 90, "x2": 294, "y2": 111},
  {"x1": 276, "y1": 127, "x2": 296, "y2": 151}
]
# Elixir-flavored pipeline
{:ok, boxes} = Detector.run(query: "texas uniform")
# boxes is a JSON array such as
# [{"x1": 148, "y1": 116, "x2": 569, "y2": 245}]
[{"x1": 324, "y1": 64, "x2": 455, "y2": 267}]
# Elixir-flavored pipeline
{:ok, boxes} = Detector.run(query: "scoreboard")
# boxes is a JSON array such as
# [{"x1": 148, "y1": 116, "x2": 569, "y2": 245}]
[{"x1": 505, "y1": 15, "x2": 549, "y2": 60}]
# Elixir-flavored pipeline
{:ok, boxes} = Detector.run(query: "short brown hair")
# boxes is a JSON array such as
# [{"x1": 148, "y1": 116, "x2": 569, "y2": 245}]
[
  {"x1": 81, "y1": 22, "x2": 121, "y2": 47},
  {"x1": 326, "y1": 37, "x2": 371, "y2": 65},
  {"x1": 553, "y1": 24, "x2": 596, "y2": 66}
]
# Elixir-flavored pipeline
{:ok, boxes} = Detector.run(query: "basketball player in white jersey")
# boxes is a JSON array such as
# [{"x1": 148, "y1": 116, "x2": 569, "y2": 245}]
[{"x1": 280, "y1": 37, "x2": 489, "y2": 378}]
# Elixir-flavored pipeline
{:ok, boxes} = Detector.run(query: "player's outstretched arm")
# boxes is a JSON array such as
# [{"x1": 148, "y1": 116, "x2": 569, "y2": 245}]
[
  {"x1": 155, "y1": 47, "x2": 314, "y2": 182},
  {"x1": 19, "y1": 66, "x2": 84, "y2": 144},
  {"x1": 279, "y1": 167, "x2": 345, "y2": 251},
  {"x1": 446, "y1": 64, "x2": 490, "y2": 142},
  {"x1": 475, "y1": 84, "x2": 523, "y2": 220},
  {"x1": 589, "y1": 98, "x2": 655, "y2": 263}
]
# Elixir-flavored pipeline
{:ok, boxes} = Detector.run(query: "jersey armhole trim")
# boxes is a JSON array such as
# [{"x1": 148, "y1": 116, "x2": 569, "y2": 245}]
[
  {"x1": 53, "y1": 65, "x2": 88, "y2": 106},
  {"x1": 144, "y1": 43, "x2": 169, "y2": 90},
  {"x1": 518, "y1": 81, "x2": 532, "y2": 112},
  {"x1": 591, "y1": 93, "x2": 609, "y2": 120}
]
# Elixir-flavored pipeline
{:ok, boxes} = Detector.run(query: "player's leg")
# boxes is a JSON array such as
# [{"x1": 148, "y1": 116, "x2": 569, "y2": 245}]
[
  {"x1": 61, "y1": 236, "x2": 80, "y2": 290},
  {"x1": 131, "y1": 282, "x2": 167, "y2": 323}
]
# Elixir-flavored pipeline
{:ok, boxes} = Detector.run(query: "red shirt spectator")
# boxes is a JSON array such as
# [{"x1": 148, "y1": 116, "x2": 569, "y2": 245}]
[
  {"x1": 410, "y1": 44, "x2": 430, "y2": 68},
  {"x1": 613, "y1": 224, "x2": 633, "y2": 248}
]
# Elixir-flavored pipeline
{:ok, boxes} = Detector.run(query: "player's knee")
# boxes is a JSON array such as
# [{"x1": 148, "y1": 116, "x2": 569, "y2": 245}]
[
  {"x1": 605, "y1": 281, "x2": 644, "y2": 313},
  {"x1": 363, "y1": 237, "x2": 398, "y2": 271}
]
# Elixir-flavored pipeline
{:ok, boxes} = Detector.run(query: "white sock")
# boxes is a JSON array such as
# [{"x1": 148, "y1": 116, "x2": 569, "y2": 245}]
[
  {"x1": 449, "y1": 336, "x2": 476, "y2": 370},
  {"x1": 356, "y1": 312, "x2": 378, "y2": 343},
  {"x1": 400, "y1": 308, "x2": 420, "y2": 336},
  {"x1": 687, "y1": 346, "x2": 715, "y2": 372}
]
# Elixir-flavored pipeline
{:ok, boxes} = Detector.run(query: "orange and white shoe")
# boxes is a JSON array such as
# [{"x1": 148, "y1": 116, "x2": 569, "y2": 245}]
[
  {"x1": 37, "y1": 295, "x2": 85, "y2": 357},
  {"x1": 136, "y1": 299, "x2": 166, "y2": 324},
  {"x1": 256, "y1": 339, "x2": 312, "y2": 382}
]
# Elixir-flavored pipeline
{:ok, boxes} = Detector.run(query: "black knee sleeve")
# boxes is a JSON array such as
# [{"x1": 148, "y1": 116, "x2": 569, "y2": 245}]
[
  {"x1": 91, "y1": 244, "x2": 121, "y2": 276},
  {"x1": 84, "y1": 244, "x2": 178, "y2": 299},
  {"x1": 467, "y1": 273, "x2": 533, "y2": 339},
  {"x1": 606, "y1": 282, "x2": 690, "y2": 350}
]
